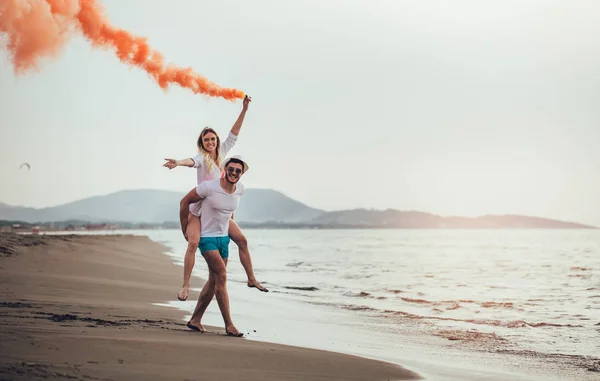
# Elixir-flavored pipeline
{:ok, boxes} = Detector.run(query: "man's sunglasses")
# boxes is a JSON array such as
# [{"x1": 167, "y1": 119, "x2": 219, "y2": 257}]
[{"x1": 227, "y1": 167, "x2": 243, "y2": 175}]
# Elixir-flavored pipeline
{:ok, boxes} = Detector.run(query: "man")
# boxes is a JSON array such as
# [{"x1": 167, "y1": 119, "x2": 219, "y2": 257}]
[{"x1": 182, "y1": 155, "x2": 250, "y2": 337}]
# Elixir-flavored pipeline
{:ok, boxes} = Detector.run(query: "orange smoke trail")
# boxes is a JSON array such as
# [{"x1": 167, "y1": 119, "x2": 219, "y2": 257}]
[
  {"x1": 0, "y1": 0, "x2": 244, "y2": 100},
  {"x1": 0, "y1": 0, "x2": 78, "y2": 73}
]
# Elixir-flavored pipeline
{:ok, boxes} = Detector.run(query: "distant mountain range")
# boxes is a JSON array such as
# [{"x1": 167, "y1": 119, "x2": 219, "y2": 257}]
[
  {"x1": 309, "y1": 209, "x2": 596, "y2": 229},
  {"x1": 0, "y1": 189, "x2": 596, "y2": 229},
  {"x1": 0, "y1": 189, "x2": 323, "y2": 225}
]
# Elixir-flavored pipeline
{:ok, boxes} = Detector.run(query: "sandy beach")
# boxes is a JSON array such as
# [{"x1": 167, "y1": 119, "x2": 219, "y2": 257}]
[{"x1": 0, "y1": 232, "x2": 421, "y2": 381}]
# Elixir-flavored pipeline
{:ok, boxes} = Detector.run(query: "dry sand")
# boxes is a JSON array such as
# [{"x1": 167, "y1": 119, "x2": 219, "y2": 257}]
[{"x1": 0, "y1": 233, "x2": 421, "y2": 381}]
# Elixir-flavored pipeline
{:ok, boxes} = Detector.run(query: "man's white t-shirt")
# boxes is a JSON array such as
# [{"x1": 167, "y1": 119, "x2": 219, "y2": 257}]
[
  {"x1": 196, "y1": 179, "x2": 245, "y2": 237},
  {"x1": 188, "y1": 132, "x2": 237, "y2": 216}
]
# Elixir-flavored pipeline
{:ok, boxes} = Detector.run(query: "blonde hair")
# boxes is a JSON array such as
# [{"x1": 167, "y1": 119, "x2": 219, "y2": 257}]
[{"x1": 197, "y1": 127, "x2": 221, "y2": 172}]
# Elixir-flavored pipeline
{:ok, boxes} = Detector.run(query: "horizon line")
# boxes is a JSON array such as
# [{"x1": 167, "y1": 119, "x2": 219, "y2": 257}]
[{"x1": 1, "y1": 187, "x2": 597, "y2": 228}]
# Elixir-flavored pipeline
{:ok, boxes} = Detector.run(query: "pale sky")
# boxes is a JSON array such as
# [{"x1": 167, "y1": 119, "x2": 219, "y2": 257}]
[{"x1": 1, "y1": 0, "x2": 599, "y2": 226}]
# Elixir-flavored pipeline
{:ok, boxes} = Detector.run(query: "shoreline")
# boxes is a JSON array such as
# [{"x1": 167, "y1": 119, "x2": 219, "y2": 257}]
[{"x1": 0, "y1": 232, "x2": 421, "y2": 381}]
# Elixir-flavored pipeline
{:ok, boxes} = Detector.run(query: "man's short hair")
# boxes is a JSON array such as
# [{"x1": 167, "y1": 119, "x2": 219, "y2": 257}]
[{"x1": 226, "y1": 158, "x2": 244, "y2": 168}]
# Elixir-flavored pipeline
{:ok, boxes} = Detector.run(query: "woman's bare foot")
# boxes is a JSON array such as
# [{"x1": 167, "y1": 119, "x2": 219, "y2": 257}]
[
  {"x1": 177, "y1": 285, "x2": 190, "y2": 301},
  {"x1": 225, "y1": 324, "x2": 243, "y2": 337},
  {"x1": 247, "y1": 279, "x2": 268, "y2": 292},
  {"x1": 187, "y1": 321, "x2": 206, "y2": 333}
]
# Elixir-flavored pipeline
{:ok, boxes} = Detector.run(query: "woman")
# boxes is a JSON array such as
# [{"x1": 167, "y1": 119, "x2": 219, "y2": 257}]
[{"x1": 163, "y1": 95, "x2": 267, "y2": 301}]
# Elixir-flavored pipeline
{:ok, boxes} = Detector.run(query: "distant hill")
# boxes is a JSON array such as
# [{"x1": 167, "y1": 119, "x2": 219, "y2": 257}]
[
  {"x1": 0, "y1": 191, "x2": 177, "y2": 223},
  {"x1": 235, "y1": 189, "x2": 323, "y2": 223},
  {"x1": 312, "y1": 208, "x2": 596, "y2": 229},
  {"x1": 313, "y1": 209, "x2": 442, "y2": 228},
  {"x1": 0, "y1": 190, "x2": 596, "y2": 229},
  {"x1": 0, "y1": 189, "x2": 324, "y2": 224}
]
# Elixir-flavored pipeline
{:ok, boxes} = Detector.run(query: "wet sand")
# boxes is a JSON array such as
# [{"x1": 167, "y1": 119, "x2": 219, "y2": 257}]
[{"x1": 0, "y1": 233, "x2": 421, "y2": 381}]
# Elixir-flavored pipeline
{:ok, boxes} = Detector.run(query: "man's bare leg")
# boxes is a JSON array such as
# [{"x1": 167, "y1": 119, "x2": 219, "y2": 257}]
[
  {"x1": 202, "y1": 251, "x2": 242, "y2": 336},
  {"x1": 228, "y1": 219, "x2": 268, "y2": 292},
  {"x1": 178, "y1": 213, "x2": 201, "y2": 301},
  {"x1": 187, "y1": 257, "x2": 229, "y2": 332},
  {"x1": 187, "y1": 272, "x2": 215, "y2": 332}
]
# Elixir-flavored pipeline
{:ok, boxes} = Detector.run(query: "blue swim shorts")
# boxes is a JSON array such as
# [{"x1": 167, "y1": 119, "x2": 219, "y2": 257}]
[{"x1": 198, "y1": 236, "x2": 231, "y2": 259}]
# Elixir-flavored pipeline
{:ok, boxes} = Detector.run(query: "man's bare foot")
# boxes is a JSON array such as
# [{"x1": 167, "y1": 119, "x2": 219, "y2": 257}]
[
  {"x1": 225, "y1": 325, "x2": 243, "y2": 337},
  {"x1": 177, "y1": 285, "x2": 190, "y2": 301},
  {"x1": 247, "y1": 279, "x2": 268, "y2": 292},
  {"x1": 187, "y1": 321, "x2": 206, "y2": 333}
]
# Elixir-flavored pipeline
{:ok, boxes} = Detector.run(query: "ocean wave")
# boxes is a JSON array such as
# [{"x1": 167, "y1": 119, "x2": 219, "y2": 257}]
[
  {"x1": 343, "y1": 291, "x2": 387, "y2": 300},
  {"x1": 401, "y1": 297, "x2": 433, "y2": 304},
  {"x1": 344, "y1": 291, "x2": 371, "y2": 297},
  {"x1": 383, "y1": 309, "x2": 583, "y2": 328},
  {"x1": 342, "y1": 273, "x2": 375, "y2": 279},
  {"x1": 568, "y1": 273, "x2": 592, "y2": 279},
  {"x1": 386, "y1": 289, "x2": 405, "y2": 294},
  {"x1": 433, "y1": 329, "x2": 507, "y2": 342},
  {"x1": 481, "y1": 301, "x2": 515, "y2": 308},
  {"x1": 494, "y1": 349, "x2": 600, "y2": 373},
  {"x1": 283, "y1": 286, "x2": 319, "y2": 291},
  {"x1": 399, "y1": 297, "x2": 516, "y2": 310},
  {"x1": 341, "y1": 304, "x2": 379, "y2": 312},
  {"x1": 571, "y1": 266, "x2": 592, "y2": 271},
  {"x1": 309, "y1": 301, "x2": 380, "y2": 313}
]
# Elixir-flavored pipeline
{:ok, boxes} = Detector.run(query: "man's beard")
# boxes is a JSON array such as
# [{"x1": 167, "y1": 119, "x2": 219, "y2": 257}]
[{"x1": 225, "y1": 174, "x2": 239, "y2": 184}]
